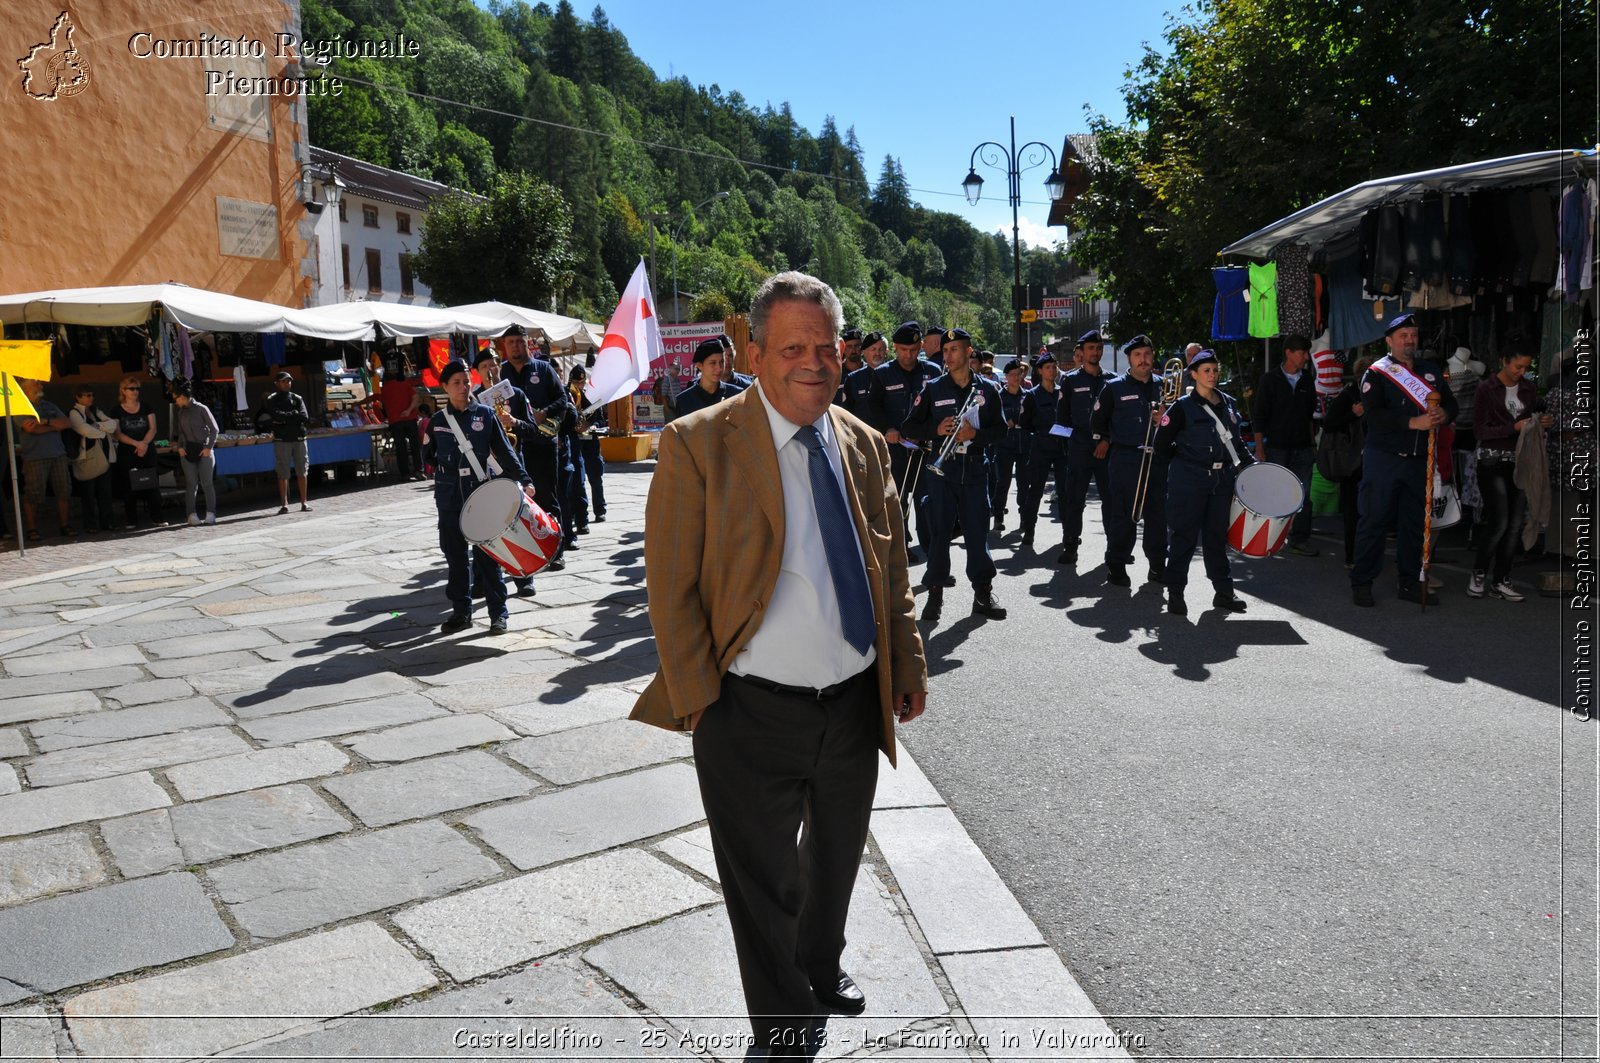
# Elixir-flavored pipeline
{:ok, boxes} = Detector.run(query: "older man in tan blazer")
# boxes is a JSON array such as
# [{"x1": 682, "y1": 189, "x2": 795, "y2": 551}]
[{"x1": 633, "y1": 271, "x2": 928, "y2": 1057}]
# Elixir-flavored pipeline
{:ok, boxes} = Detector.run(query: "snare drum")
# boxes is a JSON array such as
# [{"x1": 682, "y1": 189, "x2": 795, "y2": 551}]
[
  {"x1": 458, "y1": 478, "x2": 561, "y2": 578},
  {"x1": 1227, "y1": 462, "x2": 1304, "y2": 558}
]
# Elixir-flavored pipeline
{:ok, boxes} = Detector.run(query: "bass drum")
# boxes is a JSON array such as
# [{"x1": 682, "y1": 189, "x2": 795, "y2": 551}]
[
  {"x1": 1227, "y1": 462, "x2": 1304, "y2": 558},
  {"x1": 458, "y1": 478, "x2": 562, "y2": 578}
]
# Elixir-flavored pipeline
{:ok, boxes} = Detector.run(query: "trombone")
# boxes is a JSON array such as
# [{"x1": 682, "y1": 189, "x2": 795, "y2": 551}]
[{"x1": 1132, "y1": 357, "x2": 1186, "y2": 522}]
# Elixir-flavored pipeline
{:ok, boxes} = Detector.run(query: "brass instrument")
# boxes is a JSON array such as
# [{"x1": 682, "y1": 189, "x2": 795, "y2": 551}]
[
  {"x1": 1132, "y1": 357, "x2": 1187, "y2": 522},
  {"x1": 534, "y1": 396, "x2": 565, "y2": 438},
  {"x1": 926, "y1": 385, "x2": 983, "y2": 479},
  {"x1": 492, "y1": 395, "x2": 517, "y2": 449},
  {"x1": 569, "y1": 385, "x2": 591, "y2": 437}
]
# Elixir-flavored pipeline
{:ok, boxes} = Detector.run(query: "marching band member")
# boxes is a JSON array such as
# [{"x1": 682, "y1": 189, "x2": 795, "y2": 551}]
[
  {"x1": 1152, "y1": 348, "x2": 1252, "y2": 617},
  {"x1": 499, "y1": 325, "x2": 569, "y2": 566},
  {"x1": 676, "y1": 337, "x2": 743, "y2": 418},
  {"x1": 990, "y1": 358, "x2": 1030, "y2": 531},
  {"x1": 1090, "y1": 334, "x2": 1169, "y2": 587},
  {"x1": 1054, "y1": 329, "x2": 1112, "y2": 567},
  {"x1": 1017, "y1": 350, "x2": 1066, "y2": 548},
  {"x1": 868, "y1": 322, "x2": 942, "y2": 563}
]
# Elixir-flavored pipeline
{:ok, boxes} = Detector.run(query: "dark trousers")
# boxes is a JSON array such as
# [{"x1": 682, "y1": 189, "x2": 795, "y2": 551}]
[
  {"x1": 389, "y1": 420, "x2": 421, "y2": 479},
  {"x1": 1019, "y1": 442, "x2": 1068, "y2": 530},
  {"x1": 76, "y1": 471, "x2": 115, "y2": 531},
  {"x1": 990, "y1": 445, "x2": 1027, "y2": 518},
  {"x1": 1351, "y1": 450, "x2": 1428, "y2": 588},
  {"x1": 437, "y1": 504, "x2": 507, "y2": 621},
  {"x1": 1264, "y1": 445, "x2": 1315, "y2": 544},
  {"x1": 1104, "y1": 447, "x2": 1167, "y2": 567},
  {"x1": 1164, "y1": 462, "x2": 1236, "y2": 592},
  {"x1": 521, "y1": 441, "x2": 560, "y2": 529},
  {"x1": 693, "y1": 669, "x2": 879, "y2": 1055},
  {"x1": 923, "y1": 460, "x2": 997, "y2": 588},
  {"x1": 579, "y1": 437, "x2": 606, "y2": 517},
  {"x1": 113, "y1": 447, "x2": 163, "y2": 524},
  {"x1": 1473, "y1": 458, "x2": 1525, "y2": 581},
  {"x1": 1061, "y1": 454, "x2": 1110, "y2": 547},
  {"x1": 559, "y1": 440, "x2": 584, "y2": 540},
  {"x1": 888, "y1": 445, "x2": 928, "y2": 547}
]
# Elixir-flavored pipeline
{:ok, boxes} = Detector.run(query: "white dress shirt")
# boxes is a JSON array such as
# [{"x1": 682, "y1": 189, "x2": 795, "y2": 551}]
[{"x1": 728, "y1": 382, "x2": 878, "y2": 687}]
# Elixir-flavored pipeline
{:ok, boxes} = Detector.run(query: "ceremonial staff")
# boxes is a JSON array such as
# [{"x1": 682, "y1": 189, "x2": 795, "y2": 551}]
[{"x1": 1419, "y1": 392, "x2": 1440, "y2": 612}]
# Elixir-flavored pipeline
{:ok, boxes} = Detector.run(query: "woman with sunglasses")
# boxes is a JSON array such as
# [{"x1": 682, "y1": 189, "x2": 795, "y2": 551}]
[{"x1": 111, "y1": 376, "x2": 167, "y2": 529}]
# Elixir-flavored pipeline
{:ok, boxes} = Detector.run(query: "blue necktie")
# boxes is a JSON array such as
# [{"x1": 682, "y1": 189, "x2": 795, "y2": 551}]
[{"x1": 796, "y1": 426, "x2": 877, "y2": 655}]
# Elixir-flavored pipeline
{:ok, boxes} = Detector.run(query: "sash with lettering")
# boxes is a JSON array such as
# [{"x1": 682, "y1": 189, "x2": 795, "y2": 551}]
[{"x1": 1368, "y1": 355, "x2": 1436, "y2": 411}]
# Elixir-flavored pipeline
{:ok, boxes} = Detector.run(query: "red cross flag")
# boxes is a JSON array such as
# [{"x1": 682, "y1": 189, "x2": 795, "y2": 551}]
[{"x1": 585, "y1": 259, "x2": 660, "y2": 409}]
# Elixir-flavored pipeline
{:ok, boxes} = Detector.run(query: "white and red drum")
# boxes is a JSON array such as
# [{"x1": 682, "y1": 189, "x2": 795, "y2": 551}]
[
  {"x1": 1227, "y1": 462, "x2": 1304, "y2": 558},
  {"x1": 458, "y1": 478, "x2": 561, "y2": 578}
]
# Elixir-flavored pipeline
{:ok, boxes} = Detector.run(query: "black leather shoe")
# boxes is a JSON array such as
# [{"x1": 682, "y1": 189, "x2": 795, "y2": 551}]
[
  {"x1": 1167, "y1": 590, "x2": 1187, "y2": 616},
  {"x1": 489, "y1": 617, "x2": 509, "y2": 634},
  {"x1": 593, "y1": 513, "x2": 606, "y2": 522},
  {"x1": 1212, "y1": 591, "x2": 1247, "y2": 612},
  {"x1": 1397, "y1": 582, "x2": 1440, "y2": 606},
  {"x1": 515, "y1": 580, "x2": 536, "y2": 597},
  {"x1": 1352, "y1": 583, "x2": 1375, "y2": 607},
  {"x1": 921, "y1": 588, "x2": 943, "y2": 623},
  {"x1": 1057, "y1": 550, "x2": 1076, "y2": 566},
  {"x1": 993, "y1": 514, "x2": 1005, "y2": 531},
  {"x1": 1147, "y1": 563, "x2": 1165, "y2": 584},
  {"x1": 440, "y1": 614, "x2": 472, "y2": 634},
  {"x1": 1020, "y1": 528, "x2": 1034, "y2": 546},
  {"x1": 813, "y1": 971, "x2": 867, "y2": 1015},
  {"x1": 545, "y1": 557, "x2": 566, "y2": 571},
  {"x1": 1106, "y1": 564, "x2": 1131, "y2": 587},
  {"x1": 972, "y1": 586, "x2": 1007, "y2": 619}
]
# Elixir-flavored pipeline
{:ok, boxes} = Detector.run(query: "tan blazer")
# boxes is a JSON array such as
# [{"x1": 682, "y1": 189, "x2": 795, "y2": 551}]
[{"x1": 630, "y1": 386, "x2": 927, "y2": 766}]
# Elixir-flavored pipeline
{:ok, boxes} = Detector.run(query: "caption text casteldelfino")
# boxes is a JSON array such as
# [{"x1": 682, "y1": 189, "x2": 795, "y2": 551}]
[{"x1": 126, "y1": 32, "x2": 418, "y2": 96}]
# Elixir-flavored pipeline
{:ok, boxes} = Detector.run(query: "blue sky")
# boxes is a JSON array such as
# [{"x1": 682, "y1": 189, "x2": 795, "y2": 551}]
[{"x1": 562, "y1": 0, "x2": 1186, "y2": 247}]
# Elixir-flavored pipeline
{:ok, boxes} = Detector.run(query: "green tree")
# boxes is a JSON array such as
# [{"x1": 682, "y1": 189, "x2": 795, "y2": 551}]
[{"x1": 413, "y1": 171, "x2": 576, "y2": 306}]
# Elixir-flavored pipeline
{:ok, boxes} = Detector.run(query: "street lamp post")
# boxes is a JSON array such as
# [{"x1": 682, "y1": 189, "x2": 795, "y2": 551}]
[
  {"x1": 670, "y1": 192, "x2": 730, "y2": 323},
  {"x1": 961, "y1": 116, "x2": 1067, "y2": 360}
]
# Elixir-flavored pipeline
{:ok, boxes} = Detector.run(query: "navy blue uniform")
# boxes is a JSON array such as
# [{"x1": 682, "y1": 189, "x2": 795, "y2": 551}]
[
  {"x1": 726, "y1": 371, "x2": 754, "y2": 392},
  {"x1": 1350, "y1": 356, "x2": 1458, "y2": 591},
  {"x1": 839, "y1": 364, "x2": 883, "y2": 419},
  {"x1": 556, "y1": 386, "x2": 586, "y2": 544},
  {"x1": 426, "y1": 401, "x2": 531, "y2": 624},
  {"x1": 871, "y1": 356, "x2": 942, "y2": 547},
  {"x1": 502, "y1": 358, "x2": 570, "y2": 536},
  {"x1": 1053, "y1": 367, "x2": 1111, "y2": 555},
  {"x1": 1090, "y1": 372, "x2": 1169, "y2": 570},
  {"x1": 1153, "y1": 390, "x2": 1253, "y2": 594},
  {"x1": 577, "y1": 402, "x2": 607, "y2": 522},
  {"x1": 1018, "y1": 384, "x2": 1068, "y2": 534},
  {"x1": 674, "y1": 380, "x2": 741, "y2": 418},
  {"x1": 990, "y1": 384, "x2": 1030, "y2": 522},
  {"x1": 901, "y1": 372, "x2": 1004, "y2": 588}
]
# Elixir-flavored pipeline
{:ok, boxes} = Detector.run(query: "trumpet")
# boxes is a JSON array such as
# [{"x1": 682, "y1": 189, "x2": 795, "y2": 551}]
[
  {"x1": 533, "y1": 397, "x2": 566, "y2": 438},
  {"x1": 493, "y1": 396, "x2": 517, "y2": 449},
  {"x1": 1132, "y1": 357, "x2": 1187, "y2": 522},
  {"x1": 926, "y1": 386, "x2": 983, "y2": 478}
]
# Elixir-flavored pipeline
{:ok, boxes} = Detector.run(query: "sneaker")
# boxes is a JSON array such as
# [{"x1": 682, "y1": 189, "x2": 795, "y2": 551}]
[
  {"x1": 204, "y1": 513, "x2": 216, "y2": 526},
  {"x1": 1106, "y1": 564, "x2": 1131, "y2": 587},
  {"x1": 439, "y1": 614, "x2": 472, "y2": 634},
  {"x1": 1288, "y1": 542, "x2": 1320, "y2": 557},
  {"x1": 186, "y1": 514, "x2": 201, "y2": 526},
  {"x1": 972, "y1": 586, "x2": 1007, "y2": 619},
  {"x1": 515, "y1": 580, "x2": 536, "y2": 597},
  {"x1": 489, "y1": 617, "x2": 509, "y2": 634},
  {"x1": 1352, "y1": 583, "x2": 1375, "y2": 608},
  {"x1": 1491, "y1": 580, "x2": 1525, "y2": 602},
  {"x1": 1467, "y1": 571, "x2": 1486, "y2": 598}
]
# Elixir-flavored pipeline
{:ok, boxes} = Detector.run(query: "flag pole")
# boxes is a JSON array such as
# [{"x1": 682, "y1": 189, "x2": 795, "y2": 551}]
[{"x1": 4, "y1": 381, "x2": 24, "y2": 559}]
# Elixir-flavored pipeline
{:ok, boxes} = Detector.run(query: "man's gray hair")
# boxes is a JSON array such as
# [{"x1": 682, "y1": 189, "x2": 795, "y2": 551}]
[{"x1": 749, "y1": 271, "x2": 844, "y2": 346}]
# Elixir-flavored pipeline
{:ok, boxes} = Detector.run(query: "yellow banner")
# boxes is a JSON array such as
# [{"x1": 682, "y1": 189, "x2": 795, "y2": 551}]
[
  {"x1": 0, "y1": 339, "x2": 51, "y2": 381},
  {"x1": 0, "y1": 372, "x2": 38, "y2": 418}
]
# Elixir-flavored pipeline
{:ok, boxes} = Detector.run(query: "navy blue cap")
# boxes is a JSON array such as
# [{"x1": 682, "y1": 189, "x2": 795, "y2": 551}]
[
  {"x1": 1032, "y1": 350, "x2": 1057, "y2": 368},
  {"x1": 943, "y1": 327, "x2": 972, "y2": 345},
  {"x1": 438, "y1": 360, "x2": 470, "y2": 385},
  {"x1": 891, "y1": 322, "x2": 923, "y2": 345},
  {"x1": 1187, "y1": 348, "x2": 1219, "y2": 370},
  {"x1": 506, "y1": 324, "x2": 528, "y2": 338},
  {"x1": 471, "y1": 346, "x2": 498, "y2": 368},
  {"x1": 1076, "y1": 329, "x2": 1103, "y2": 346},
  {"x1": 861, "y1": 331, "x2": 884, "y2": 349},
  {"x1": 1385, "y1": 313, "x2": 1417, "y2": 335},
  {"x1": 1003, "y1": 358, "x2": 1026, "y2": 374},
  {"x1": 1120, "y1": 333, "x2": 1154, "y2": 355},
  {"x1": 692, "y1": 336, "x2": 729, "y2": 363},
  {"x1": 841, "y1": 326, "x2": 863, "y2": 341}
]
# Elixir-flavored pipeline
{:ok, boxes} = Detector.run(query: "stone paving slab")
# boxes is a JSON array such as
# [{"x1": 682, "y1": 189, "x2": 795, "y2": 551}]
[
  {"x1": 22, "y1": 727, "x2": 252, "y2": 788},
  {"x1": 0, "y1": 1006, "x2": 59, "y2": 1062},
  {"x1": 147, "y1": 649, "x2": 264, "y2": 678},
  {"x1": 103, "y1": 784, "x2": 351, "y2": 873},
  {"x1": 197, "y1": 591, "x2": 325, "y2": 617},
  {"x1": 241, "y1": 961, "x2": 699, "y2": 1059},
  {"x1": 869, "y1": 807, "x2": 1044, "y2": 955},
  {"x1": 209, "y1": 820, "x2": 503, "y2": 939},
  {"x1": 342, "y1": 713, "x2": 516, "y2": 763},
  {"x1": 0, "y1": 668, "x2": 145, "y2": 702},
  {"x1": 941, "y1": 949, "x2": 1134, "y2": 1060},
  {"x1": 0, "y1": 692, "x2": 104, "y2": 729},
  {"x1": 0, "y1": 766, "x2": 16, "y2": 796},
  {"x1": 142, "y1": 627, "x2": 283, "y2": 658},
  {"x1": 83, "y1": 616, "x2": 229, "y2": 647},
  {"x1": 0, "y1": 830, "x2": 106, "y2": 909},
  {"x1": 322, "y1": 750, "x2": 538, "y2": 828},
  {"x1": 2, "y1": 644, "x2": 145, "y2": 678},
  {"x1": 0, "y1": 873, "x2": 232, "y2": 1004},
  {"x1": 0, "y1": 729, "x2": 27, "y2": 759},
  {"x1": 501, "y1": 717, "x2": 690, "y2": 784},
  {"x1": 240, "y1": 695, "x2": 446, "y2": 745},
  {"x1": 394, "y1": 848, "x2": 716, "y2": 981},
  {"x1": 63, "y1": 922, "x2": 438, "y2": 1061},
  {"x1": 101, "y1": 677, "x2": 196, "y2": 708},
  {"x1": 653, "y1": 826, "x2": 720, "y2": 882},
  {"x1": 410, "y1": 649, "x2": 572, "y2": 687},
  {"x1": 0, "y1": 773, "x2": 170, "y2": 840},
  {"x1": 465, "y1": 763, "x2": 703, "y2": 870},
  {"x1": 28, "y1": 698, "x2": 230, "y2": 753},
  {"x1": 215, "y1": 672, "x2": 419, "y2": 717},
  {"x1": 165, "y1": 740, "x2": 352, "y2": 801},
  {"x1": 470, "y1": 684, "x2": 636, "y2": 731}
]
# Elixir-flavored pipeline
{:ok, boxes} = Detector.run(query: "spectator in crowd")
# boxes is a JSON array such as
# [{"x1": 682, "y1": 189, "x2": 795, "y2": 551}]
[
  {"x1": 715, "y1": 334, "x2": 754, "y2": 391},
  {"x1": 13, "y1": 377, "x2": 74, "y2": 541},
  {"x1": 367, "y1": 353, "x2": 425, "y2": 482},
  {"x1": 68, "y1": 384, "x2": 118, "y2": 532},
  {"x1": 172, "y1": 379, "x2": 218, "y2": 526},
  {"x1": 260, "y1": 371, "x2": 312, "y2": 514},
  {"x1": 112, "y1": 375, "x2": 166, "y2": 529},
  {"x1": 676, "y1": 338, "x2": 741, "y2": 418},
  {"x1": 1321, "y1": 355, "x2": 1373, "y2": 568},
  {"x1": 1468, "y1": 339, "x2": 1551, "y2": 601},
  {"x1": 1252, "y1": 334, "x2": 1320, "y2": 556}
]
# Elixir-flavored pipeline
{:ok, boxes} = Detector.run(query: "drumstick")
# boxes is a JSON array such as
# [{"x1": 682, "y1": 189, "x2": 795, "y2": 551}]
[{"x1": 1419, "y1": 393, "x2": 1439, "y2": 613}]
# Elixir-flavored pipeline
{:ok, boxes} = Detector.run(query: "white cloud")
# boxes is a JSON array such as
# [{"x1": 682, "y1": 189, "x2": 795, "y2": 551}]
[{"x1": 998, "y1": 216, "x2": 1068, "y2": 251}]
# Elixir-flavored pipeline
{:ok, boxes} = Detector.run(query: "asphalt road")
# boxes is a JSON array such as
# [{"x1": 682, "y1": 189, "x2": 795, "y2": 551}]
[{"x1": 899, "y1": 496, "x2": 1596, "y2": 1062}]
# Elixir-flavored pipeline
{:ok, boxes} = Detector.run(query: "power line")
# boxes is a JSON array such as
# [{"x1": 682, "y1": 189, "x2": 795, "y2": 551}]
[{"x1": 330, "y1": 71, "x2": 1053, "y2": 210}]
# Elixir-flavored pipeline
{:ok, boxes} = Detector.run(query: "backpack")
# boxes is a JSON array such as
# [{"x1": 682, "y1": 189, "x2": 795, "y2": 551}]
[{"x1": 1316, "y1": 418, "x2": 1365, "y2": 482}]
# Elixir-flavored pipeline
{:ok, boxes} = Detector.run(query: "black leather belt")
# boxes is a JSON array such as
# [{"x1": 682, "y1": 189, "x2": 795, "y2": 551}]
[{"x1": 728, "y1": 667, "x2": 871, "y2": 701}]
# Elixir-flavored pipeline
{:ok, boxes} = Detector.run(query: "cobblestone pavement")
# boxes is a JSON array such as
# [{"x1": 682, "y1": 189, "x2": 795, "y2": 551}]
[{"x1": 0, "y1": 463, "x2": 1128, "y2": 1062}]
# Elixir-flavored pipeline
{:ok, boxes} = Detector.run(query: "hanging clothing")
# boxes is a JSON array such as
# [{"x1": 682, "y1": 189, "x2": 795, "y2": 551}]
[
  {"x1": 1362, "y1": 205, "x2": 1403, "y2": 296},
  {"x1": 1326, "y1": 232, "x2": 1394, "y2": 351},
  {"x1": 1557, "y1": 181, "x2": 1593, "y2": 301},
  {"x1": 178, "y1": 328, "x2": 195, "y2": 379},
  {"x1": 1247, "y1": 261, "x2": 1279, "y2": 338},
  {"x1": 1445, "y1": 193, "x2": 1475, "y2": 297},
  {"x1": 1211, "y1": 266, "x2": 1250, "y2": 341},
  {"x1": 261, "y1": 333, "x2": 287, "y2": 366},
  {"x1": 1274, "y1": 244, "x2": 1314, "y2": 338},
  {"x1": 1400, "y1": 196, "x2": 1446, "y2": 292},
  {"x1": 233, "y1": 365, "x2": 249, "y2": 411},
  {"x1": 1528, "y1": 188, "x2": 1559, "y2": 288}
]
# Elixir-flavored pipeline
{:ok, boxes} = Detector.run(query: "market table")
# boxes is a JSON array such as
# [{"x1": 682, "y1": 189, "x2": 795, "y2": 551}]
[{"x1": 209, "y1": 428, "x2": 382, "y2": 476}]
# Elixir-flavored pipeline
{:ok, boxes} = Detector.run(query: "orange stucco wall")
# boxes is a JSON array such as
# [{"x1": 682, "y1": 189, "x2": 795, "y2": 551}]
[{"x1": 0, "y1": 0, "x2": 310, "y2": 306}]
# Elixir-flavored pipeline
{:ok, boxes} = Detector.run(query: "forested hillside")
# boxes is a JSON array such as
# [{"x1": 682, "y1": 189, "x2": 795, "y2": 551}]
[{"x1": 303, "y1": 0, "x2": 1076, "y2": 343}]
